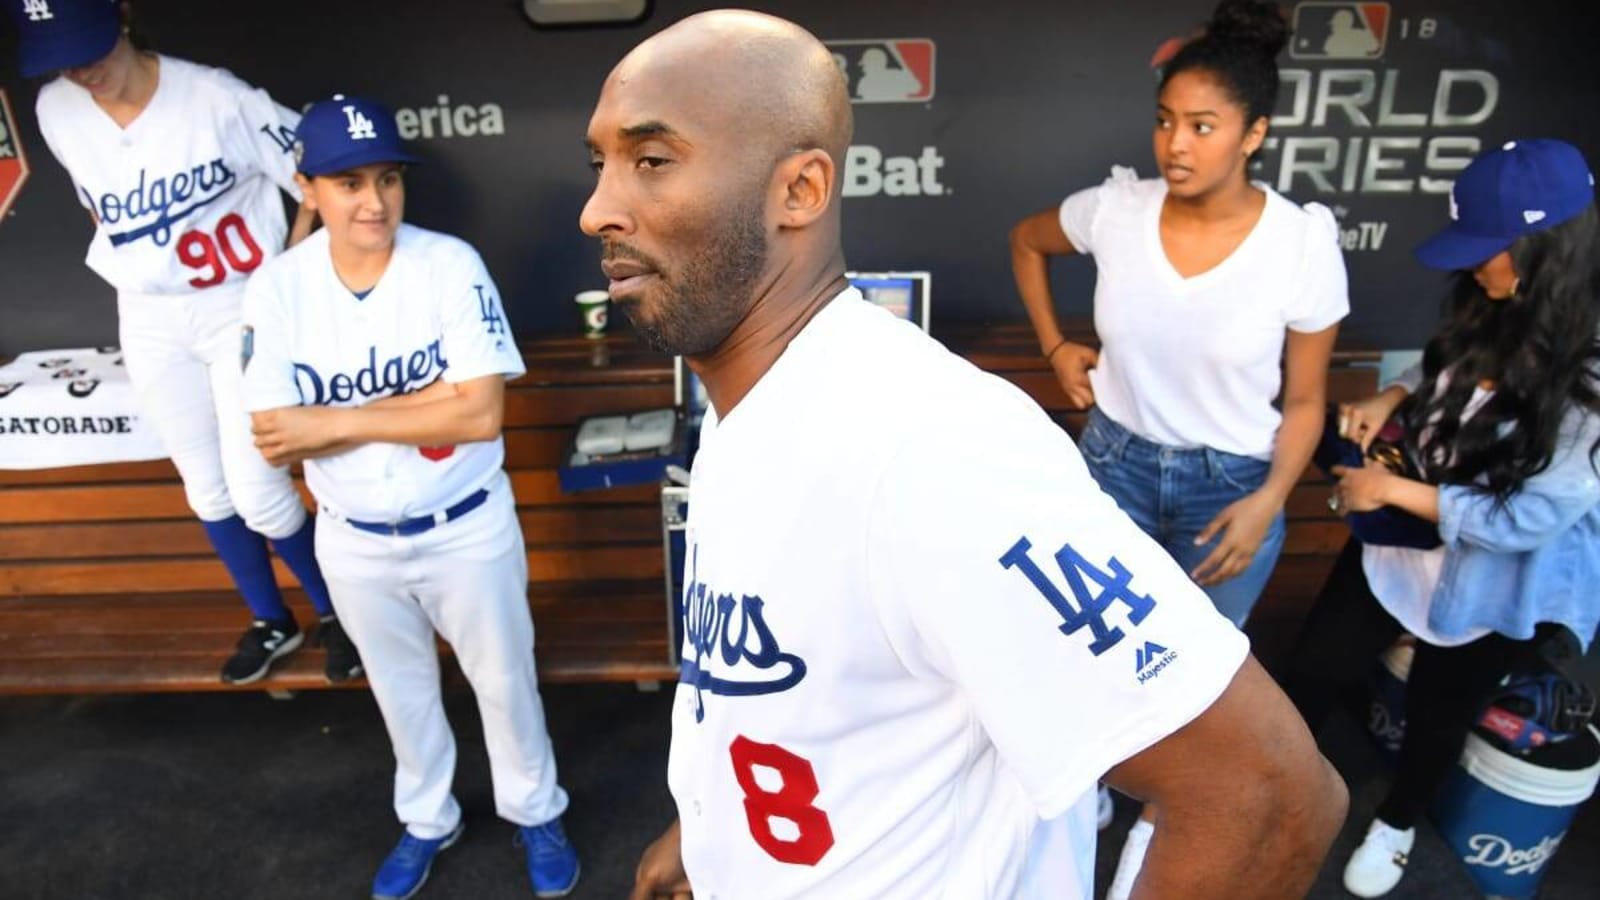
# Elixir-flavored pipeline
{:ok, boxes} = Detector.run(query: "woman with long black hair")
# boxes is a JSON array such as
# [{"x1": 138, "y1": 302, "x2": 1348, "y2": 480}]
[{"x1": 1285, "y1": 138, "x2": 1600, "y2": 898}]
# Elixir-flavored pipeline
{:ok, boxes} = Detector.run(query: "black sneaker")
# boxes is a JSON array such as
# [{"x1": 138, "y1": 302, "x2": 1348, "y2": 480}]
[
  {"x1": 315, "y1": 616, "x2": 365, "y2": 684},
  {"x1": 220, "y1": 617, "x2": 303, "y2": 684}
]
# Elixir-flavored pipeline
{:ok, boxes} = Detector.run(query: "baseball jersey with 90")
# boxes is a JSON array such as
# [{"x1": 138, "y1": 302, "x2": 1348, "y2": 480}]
[{"x1": 35, "y1": 55, "x2": 301, "y2": 295}]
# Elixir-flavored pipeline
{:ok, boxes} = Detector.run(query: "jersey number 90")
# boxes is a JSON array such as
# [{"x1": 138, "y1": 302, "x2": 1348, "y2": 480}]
[
  {"x1": 177, "y1": 213, "x2": 264, "y2": 288},
  {"x1": 730, "y1": 735, "x2": 835, "y2": 866}
]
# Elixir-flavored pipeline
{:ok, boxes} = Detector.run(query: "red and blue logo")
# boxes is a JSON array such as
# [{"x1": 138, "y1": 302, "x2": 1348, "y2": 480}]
[
  {"x1": 824, "y1": 39, "x2": 936, "y2": 104},
  {"x1": 1290, "y1": 2, "x2": 1391, "y2": 60},
  {"x1": 0, "y1": 89, "x2": 31, "y2": 227}
]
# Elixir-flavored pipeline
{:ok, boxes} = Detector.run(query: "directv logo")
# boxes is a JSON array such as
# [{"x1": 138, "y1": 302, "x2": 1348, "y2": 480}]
[{"x1": 1135, "y1": 641, "x2": 1178, "y2": 684}]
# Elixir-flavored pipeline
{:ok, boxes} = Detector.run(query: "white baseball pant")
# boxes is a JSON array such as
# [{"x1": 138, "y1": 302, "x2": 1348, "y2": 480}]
[
  {"x1": 116, "y1": 286, "x2": 308, "y2": 538},
  {"x1": 315, "y1": 470, "x2": 569, "y2": 838}
]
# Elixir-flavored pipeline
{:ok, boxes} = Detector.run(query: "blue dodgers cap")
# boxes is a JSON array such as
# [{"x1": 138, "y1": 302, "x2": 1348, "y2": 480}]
[
  {"x1": 294, "y1": 94, "x2": 418, "y2": 176},
  {"x1": 1415, "y1": 139, "x2": 1596, "y2": 271},
  {"x1": 7, "y1": 0, "x2": 121, "y2": 78}
]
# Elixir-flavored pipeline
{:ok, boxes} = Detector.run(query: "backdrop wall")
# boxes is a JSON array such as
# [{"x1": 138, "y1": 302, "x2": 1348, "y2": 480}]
[{"x1": 2, "y1": 0, "x2": 1596, "y2": 354}]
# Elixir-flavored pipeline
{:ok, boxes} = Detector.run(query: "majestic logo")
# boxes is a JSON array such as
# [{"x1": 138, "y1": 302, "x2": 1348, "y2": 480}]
[
  {"x1": 0, "y1": 89, "x2": 30, "y2": 226},
  {"x1": 293, "y1": 340, "x2": 447, "y2": 406},
  {"x1": 999, "y1": 537, "x2": 1157, "y2": 656},
  {"x1": 91, "y1": 158, "x2": 238, "y2": 248},
  {"x1": 1134, "y1": 640, "x2": 1179, "y2": 684},
  {"x1": 1463, "y1": 833, "x2": 1563, "y2": 876},
  {"x1": 678, "y1": 546, "x2": 808, "y2": 723},
  {"x1": 22, "y1": 0, "x2": 52, "y2": 22},
  {"x1": 824, "y1": 39, "x2": 936, "y2": 104},
  {"x1": 343, "y1": 105, "x2": 377, "y2": 141},
  {"x1": 1290, "y1": 3, "x2": 1391, "y2": 60}
]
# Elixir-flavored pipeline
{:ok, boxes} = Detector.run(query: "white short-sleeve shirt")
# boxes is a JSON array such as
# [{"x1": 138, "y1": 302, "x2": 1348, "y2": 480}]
[
  {"x1": 36, "y1": 55, "x2": 302, "y2": 297},
  {"x1": 1058, "y1": 167, "x2": 1351, "y2": 458},
  {"x1": 240, "y1": 224, "x2": 525, "y2": 522},
  {"x1": 669, "y1": 290, "x2": 1249, "y2": 900}
]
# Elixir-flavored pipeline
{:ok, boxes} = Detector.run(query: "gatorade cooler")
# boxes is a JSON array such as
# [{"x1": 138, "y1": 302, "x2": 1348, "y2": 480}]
[
  {"x1": 1432, "y1": 725, "x2": 1600, "y2": 899},
  {"x1": 1368, "y1": 640, "x2": 1414, "y2": 759}
]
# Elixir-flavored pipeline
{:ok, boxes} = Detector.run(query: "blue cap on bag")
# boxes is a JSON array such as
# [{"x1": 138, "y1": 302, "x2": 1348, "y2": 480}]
[
  {"x1": 7, "y1": 0, "x2": 120, "y2": 78},
  {"x1": 1415, "y1": 139, "x2": 1596, "y2": 271},
  {"x1": 294, "y1": 94, "x2": 418, "y2": 177}
]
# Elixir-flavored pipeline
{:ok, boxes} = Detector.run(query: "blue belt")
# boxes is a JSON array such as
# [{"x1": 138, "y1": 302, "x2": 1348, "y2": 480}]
[{"x1": 341, "y1": 488, "x2": 490, "y2": 537}]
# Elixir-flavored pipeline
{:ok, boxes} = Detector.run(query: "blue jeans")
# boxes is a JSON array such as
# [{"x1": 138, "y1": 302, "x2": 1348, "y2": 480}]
[{"x1": 1077, "y1": 408, "x2": 1286, "y2": 627}]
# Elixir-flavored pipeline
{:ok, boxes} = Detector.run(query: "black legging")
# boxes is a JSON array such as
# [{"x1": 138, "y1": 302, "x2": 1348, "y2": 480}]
[{"x1": 1280, "y1": 539, "x2": 1549, "y2": 829}]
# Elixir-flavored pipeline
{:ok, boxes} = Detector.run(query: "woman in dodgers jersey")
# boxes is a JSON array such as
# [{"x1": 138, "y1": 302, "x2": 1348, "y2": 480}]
[
  {"x1": 239, "y1": 95, "x2": 579, "y2": 900},
  {"x1": 584, "y1": 13, "x2": 1346, "y2": 900},
  {"x1": 1008, "y1": 3, "x2": 1348, "y2": 893},
  {"x1": 9, "y1": 0, "x2": 352, "y2": 684}
]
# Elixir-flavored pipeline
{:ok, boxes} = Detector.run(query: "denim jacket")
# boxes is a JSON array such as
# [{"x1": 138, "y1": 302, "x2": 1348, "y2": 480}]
[{"x1": 1390, "y1": 364, "x2": 1600, "y2": 650}]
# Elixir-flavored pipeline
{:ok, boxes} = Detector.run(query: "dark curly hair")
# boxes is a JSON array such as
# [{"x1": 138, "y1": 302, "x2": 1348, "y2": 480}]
[
  {"x1": 1407, "y1": 204, "x2": 1600, "y2": 500},
  {"x1": 1159, "y1": 0, "x2": 1290, "y2": 126}
]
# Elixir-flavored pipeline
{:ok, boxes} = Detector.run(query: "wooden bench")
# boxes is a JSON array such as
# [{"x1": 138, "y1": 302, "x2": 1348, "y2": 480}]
[
  {"x1": 0, "y1": 323, "x2": 1376, "y2": 694},
  {"x1": 0, "y1": 335, "x2": 680, "y2": 694}
]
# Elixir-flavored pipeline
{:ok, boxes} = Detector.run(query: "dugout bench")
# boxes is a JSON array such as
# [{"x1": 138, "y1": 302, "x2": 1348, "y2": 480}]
[{"x1": 0, "y1": 323, "x2": 1378, "y2": 695}]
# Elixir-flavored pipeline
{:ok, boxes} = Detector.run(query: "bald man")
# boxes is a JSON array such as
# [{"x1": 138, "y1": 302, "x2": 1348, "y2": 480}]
[{"x1": 583, "y1": 12, "x2": 1347, "y2": 900}]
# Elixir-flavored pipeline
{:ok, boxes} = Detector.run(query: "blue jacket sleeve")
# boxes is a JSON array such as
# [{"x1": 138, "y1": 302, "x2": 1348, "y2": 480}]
[{"x1": 1437, "y1": 406, "x2": 1600, "y2": 553}]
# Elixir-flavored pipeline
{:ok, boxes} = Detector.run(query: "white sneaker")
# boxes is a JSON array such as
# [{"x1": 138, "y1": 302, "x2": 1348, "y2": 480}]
[
  {"x1": 1342, "y1": 819, "x2": 1415, "y2": 898},
  {"x1": 1105, "y1": 819, "x2": 1153, "y2": 900},
  {"x1": 1097, "y1": 785, "x2": 1114, "y2": 831}
]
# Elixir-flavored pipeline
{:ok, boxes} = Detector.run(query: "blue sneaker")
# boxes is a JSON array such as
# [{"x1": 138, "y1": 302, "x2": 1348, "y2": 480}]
[
  {"x1": 516, "y1": 818, "x2": 580, "y2": 898},
  {"x1": 371, "y1": 820, "x2": 465, "y2": 900}
]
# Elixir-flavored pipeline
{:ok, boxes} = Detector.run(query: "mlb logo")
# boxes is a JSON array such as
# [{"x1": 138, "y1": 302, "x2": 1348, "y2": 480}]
[
  {"x1": 824, "y1": 39, "x2": 936, "y2": 104},
  {"x1": 0, "y1": 89, "x2": 30, "y2": 226},
  {"x1": 1290, "y1": 2, "x2": 1390, "y2": 60}
]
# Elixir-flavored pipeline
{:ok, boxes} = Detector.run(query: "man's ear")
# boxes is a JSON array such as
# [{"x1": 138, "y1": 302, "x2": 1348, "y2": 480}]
[
  {"x1": 294, "y1": 173, "x2": 318, "y2": 212},
  {"x1": 772, "y1": 149, "x2": 836, "y2": 229}
]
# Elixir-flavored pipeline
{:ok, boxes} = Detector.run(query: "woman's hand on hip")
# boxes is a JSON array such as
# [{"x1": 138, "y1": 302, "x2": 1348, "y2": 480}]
[
  {"x1": 1190, "y1": 490, "x2": 1280, "y2": 587},
  {"x1": 1049, "y1": 341, "x2": 1099, "y2": 410}
]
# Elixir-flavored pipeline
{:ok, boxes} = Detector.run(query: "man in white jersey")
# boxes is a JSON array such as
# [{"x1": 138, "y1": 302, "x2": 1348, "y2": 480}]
[
  {"x1": 583, "y1": 13, "x2": 1347, "y2": 900},
  {"x1": 13, "y1": 0, "x2": 354, "y2": 685},
  {"x1": 237, "y1": 95, "x2": 579, "y2": 900}
]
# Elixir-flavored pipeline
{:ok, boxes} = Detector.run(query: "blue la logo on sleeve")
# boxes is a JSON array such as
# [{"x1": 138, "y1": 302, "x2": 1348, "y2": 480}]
[{"x1": 998, "y1": 537, "x2": 1158, "y2": 658}]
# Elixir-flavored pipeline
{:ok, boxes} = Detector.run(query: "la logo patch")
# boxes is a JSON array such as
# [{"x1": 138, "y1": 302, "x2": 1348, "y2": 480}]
[
  {"x1": 999, "y1": 536, "x2": 1157, "y2": 657},
  {"x1": 22, "y1": 0, "x2": 52, "y2": 22},
  {"x1": 343, "y1": 105, "x2": 377, "y2": 141}
]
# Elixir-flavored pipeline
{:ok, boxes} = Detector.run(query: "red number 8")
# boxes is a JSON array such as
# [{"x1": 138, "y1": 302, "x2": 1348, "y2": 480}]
[
  {"x1": 729, "y1": 735, "x2": 835, "y2": 866},
  {"x1": 177, "y1": 213, "x2": 265, "y2": 288}
]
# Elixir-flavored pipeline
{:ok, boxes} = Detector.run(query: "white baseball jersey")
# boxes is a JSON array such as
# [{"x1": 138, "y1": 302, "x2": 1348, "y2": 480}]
[
  {"x1": 239, "y1": 224, "x2": 524, "y2": 522},
  {"x1": 35, "y1": 55, "x2": 301, "y2": 296},
  {"x1": 670, "y1": 290, "x2": 1251, "y2": 900}
]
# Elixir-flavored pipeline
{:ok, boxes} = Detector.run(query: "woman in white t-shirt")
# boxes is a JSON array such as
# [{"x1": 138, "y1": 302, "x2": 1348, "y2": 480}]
[{"x1": 1008, "y1": 2, "x2": 1348, "y2": 895}]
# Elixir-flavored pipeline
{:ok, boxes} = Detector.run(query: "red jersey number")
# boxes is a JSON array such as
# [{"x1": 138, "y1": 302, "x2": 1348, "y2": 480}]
[{"x1": 729, "y1": 735, "x2": 835, "y2": 866}]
